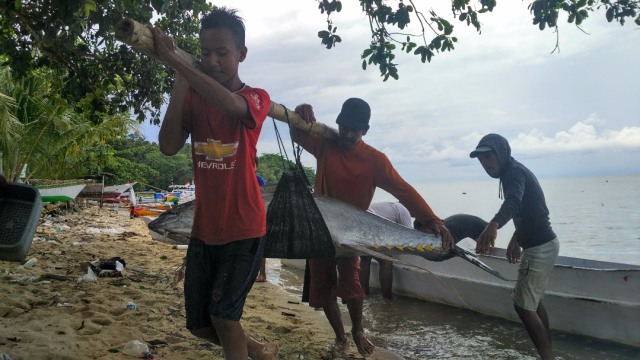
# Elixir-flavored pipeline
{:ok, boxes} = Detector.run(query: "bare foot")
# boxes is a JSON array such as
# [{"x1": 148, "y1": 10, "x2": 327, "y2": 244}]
[
  {"x1": 255, "y1": 273, "x2": 267, "y2": 283},
  {"x1": 329, "y1": 336, "x2": 349, "y2": 353},
  {"x1": 353, "y1": 331, "x2": 375, "y2": 355},
  {"x1": 250, "y1": 342, "x2": 278, "y2": 360}
]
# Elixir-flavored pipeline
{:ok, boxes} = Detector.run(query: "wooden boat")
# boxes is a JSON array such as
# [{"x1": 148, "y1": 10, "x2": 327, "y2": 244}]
[
  {"x1": 359, "y1": 246, "x2": 640, "y2": 348},
  {"x1": 34, "y1": 181, "x2": 87, "y2": 203},
  {"x1": 78, "y1": 182, "x2": 135, "y2": 203},
  {"x1": 130, "y1": 204, "x2": 171, "y2": 217}
]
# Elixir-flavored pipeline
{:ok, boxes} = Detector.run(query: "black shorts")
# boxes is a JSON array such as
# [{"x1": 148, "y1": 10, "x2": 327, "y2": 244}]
[{"x1": 184, "y1": 237, "x2": 264, "y2": 328}]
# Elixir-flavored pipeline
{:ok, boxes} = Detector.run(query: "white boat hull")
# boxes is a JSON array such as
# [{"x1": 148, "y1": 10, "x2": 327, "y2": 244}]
[
  {"x1": 366, "y1": 247, "x2": 640, "y2": 348},
  {"x1": 37, "y1": 183, "x2": 86, "y2": 203}
]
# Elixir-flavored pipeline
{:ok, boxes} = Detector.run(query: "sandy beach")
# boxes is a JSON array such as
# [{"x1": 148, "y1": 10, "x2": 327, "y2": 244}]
[{"x1": 0, "y1": 204, "x2": 403, "y2": 360}]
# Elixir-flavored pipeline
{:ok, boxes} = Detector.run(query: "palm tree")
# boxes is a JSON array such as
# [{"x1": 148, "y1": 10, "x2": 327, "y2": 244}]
[{"x1": 0, "y1": 66, "x2": 138, "y2": 181}]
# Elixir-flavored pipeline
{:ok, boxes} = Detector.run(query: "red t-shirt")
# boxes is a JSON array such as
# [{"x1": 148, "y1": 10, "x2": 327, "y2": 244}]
[
  {"x1": 292, "y1": 130, "x2": 443, "y2": 227},
  {"x1": 183, "y1": 85, "x2": 270, "y2": 245}
]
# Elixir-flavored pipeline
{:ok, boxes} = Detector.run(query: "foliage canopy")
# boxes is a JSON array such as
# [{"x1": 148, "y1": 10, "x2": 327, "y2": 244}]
[
  {"x1": 0, "y1": 0, "x2": 212, "y2": 124},
  {"x1": 0, "y1": 65, "x2": 136, "y2": 182},
  {"x1": 1, "y1": 0, "x2": 636, "y2": 128},
  {"x1": 256, "y1": 153, "x2": 316, "y2": 186},
  {"x1": 317, "y1": 0, "x2": 640, "y2": 80}
]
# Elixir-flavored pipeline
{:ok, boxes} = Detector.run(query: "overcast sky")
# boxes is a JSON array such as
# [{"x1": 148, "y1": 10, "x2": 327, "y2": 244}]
[{"x1": 141, "y1": 0, "x2": 640, "y2": 183}]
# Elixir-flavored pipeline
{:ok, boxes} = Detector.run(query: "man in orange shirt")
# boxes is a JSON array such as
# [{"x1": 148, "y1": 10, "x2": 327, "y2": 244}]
[{"x1": 293, "y1": 98, "x2": 453, "y2": 356}]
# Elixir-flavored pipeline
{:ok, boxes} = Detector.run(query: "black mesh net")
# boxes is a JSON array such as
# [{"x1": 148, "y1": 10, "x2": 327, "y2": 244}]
[{"x1": 263, "y1": 162, "x2": 335, "y2": 259}]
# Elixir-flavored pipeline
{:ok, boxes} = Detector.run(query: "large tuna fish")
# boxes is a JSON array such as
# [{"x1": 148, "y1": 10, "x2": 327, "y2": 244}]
[{"x1": 147, "y1": 192, "x2": 510, "y2": 280}]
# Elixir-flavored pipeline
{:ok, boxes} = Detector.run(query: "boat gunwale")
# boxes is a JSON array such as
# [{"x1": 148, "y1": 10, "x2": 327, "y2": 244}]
[{"x1": 33, "y1": 181, "x2": 87, "y2": 190}]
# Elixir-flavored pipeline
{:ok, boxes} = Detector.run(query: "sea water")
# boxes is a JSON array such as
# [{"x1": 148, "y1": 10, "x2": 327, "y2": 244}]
[
  {"x1": 374, "y1": 174, "x2": 640, "y2": 266},
  {"x1": 270, "y1": 174, "x2": 640, "y2": 359}
]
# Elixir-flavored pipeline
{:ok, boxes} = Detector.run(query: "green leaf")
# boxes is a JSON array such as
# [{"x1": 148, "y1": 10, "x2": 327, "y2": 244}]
[
  {"x1": 606, "y1": 8, "x2": 614, "y2": 22},
  {"x1": 362, "y1": 59, "x2": 367, "y2": 70},
  {"x1": 83, "y1": 0, "x2": 96, "y2": 18}
]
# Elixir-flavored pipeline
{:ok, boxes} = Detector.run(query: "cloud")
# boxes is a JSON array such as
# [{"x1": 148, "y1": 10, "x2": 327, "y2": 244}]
[
  {"x1": 513, "y1": 120, "x2": 640, "y2": 155},
  {"x1": 142, "y1": 1, "x2": 640, "y2": 181},
  {"x1": 381, "y1": 117, "x2": 640, "y2": 162}
]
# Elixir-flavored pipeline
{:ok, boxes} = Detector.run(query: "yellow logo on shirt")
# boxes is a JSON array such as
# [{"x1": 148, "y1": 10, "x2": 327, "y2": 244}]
[{"x1": 194, "y1": 138, "x2": 238, "y2": 161}]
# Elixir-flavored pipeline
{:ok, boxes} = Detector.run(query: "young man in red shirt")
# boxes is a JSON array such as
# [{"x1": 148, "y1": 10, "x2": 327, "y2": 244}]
[
  {"x1": 293, "y1": 98, "x2": 454, "y2": 355},
  {"x1": 153, "y1": 7, "x2": 276, "y2": 359}
]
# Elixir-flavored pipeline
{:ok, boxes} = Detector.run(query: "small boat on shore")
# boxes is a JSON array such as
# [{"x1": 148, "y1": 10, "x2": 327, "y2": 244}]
[
  {"x1": 34, "y1": 181, "x2": 87, "y2": 203},
  {"x1": 78, "y1": 182, "x2": 135, "y2": 203},
  {"x1": 362, "y1": 246, "x2": 640, "y2": 348},
  {"x1": 168, "y1": 183, "x2": 195, "y2": 202},
  {"x1": 130, "y1": 204, "x2": 171, "y2": 217}
]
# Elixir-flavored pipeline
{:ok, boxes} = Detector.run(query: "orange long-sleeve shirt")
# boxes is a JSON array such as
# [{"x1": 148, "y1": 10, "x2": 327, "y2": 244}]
[{"x1": 292, "y1": 129, "x2": 443, "y2": 227}]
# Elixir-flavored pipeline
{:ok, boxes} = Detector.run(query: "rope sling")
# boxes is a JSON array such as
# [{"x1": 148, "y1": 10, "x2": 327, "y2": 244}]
[{"x1": 262, "y1": 108, "x2": 335, "y2": 259}]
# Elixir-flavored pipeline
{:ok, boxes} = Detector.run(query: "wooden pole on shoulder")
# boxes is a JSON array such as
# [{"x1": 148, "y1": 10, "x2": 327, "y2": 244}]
[{"x1": 114, "y1": 18, "x2": 338, "y2": 140}]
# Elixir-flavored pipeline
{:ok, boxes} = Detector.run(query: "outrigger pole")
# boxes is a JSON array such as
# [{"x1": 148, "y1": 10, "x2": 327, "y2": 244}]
[{"x1": 114, "y1": 18, "x2": 338, "y2": 140}]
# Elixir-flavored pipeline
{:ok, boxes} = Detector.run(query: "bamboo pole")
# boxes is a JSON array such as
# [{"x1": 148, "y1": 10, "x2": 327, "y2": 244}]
[{"x1": 115, "y1": 18, "x2": 338, "y2": 140}]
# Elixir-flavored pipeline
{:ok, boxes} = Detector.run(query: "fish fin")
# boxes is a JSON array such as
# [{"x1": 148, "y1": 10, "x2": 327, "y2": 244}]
[
  {"x1": 342, "y1": 244, "x2": 428, "y2": 272},
  {"x1": 454, "y1": 246, "x2": 515, "y2": 281}
]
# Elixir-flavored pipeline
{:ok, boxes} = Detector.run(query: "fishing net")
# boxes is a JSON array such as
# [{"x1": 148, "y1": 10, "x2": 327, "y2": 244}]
[{"x1": 262, "y1": 109, "x2": 335, "y2": 259}]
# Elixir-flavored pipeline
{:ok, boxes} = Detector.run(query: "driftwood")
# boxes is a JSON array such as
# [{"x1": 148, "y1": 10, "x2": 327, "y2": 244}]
[{"x1": 115, "y1": 18, "x2": 338, "y2": 140}]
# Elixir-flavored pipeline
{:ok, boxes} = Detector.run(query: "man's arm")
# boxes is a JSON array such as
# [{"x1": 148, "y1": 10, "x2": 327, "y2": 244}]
[
  {"x1": 291, "y1": 104, "x2": 316, "y2": 143},
  {"x1": 492, "y1": 168, "x2": 526, "y2": 227},
  {"x1": 476, "y1": 168, "x2": 526, "y2": 255},
  {"x1": 376, "y1": 160, "x2": 454, "y2": 249},
  {"x1": 475, "y1": 220, "x2": 498, "y2": 255},
  {"x1": 506, "y1": 232, "x2": 521, "y2": 264},
  {"x1": 159, "y1": 74, "x2": 190, "y2": 155},
  {"x1": 291, "y1": 104, "x2": 324, "y2": 156}
]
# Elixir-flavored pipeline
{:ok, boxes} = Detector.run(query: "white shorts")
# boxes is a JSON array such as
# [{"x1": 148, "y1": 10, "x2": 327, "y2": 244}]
[{"x1": 512, "y1": 238, "x2": 559, "y2": 311}]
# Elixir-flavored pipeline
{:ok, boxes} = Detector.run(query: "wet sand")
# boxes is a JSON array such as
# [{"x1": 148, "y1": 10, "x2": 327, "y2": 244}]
[{"x1": 0, "y1": 204, "x2": 403, "y2": 359}]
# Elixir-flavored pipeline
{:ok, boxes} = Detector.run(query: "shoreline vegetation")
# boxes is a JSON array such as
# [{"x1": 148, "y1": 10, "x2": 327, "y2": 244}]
[{"x1": 0, "y1": 203, "x2": 401, "y2": 359}]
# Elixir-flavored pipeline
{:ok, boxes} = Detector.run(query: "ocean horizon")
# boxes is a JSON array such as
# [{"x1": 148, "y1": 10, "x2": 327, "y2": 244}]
[{"x1": 372, "y1": 174, "x2": 640, "y2": 266}]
